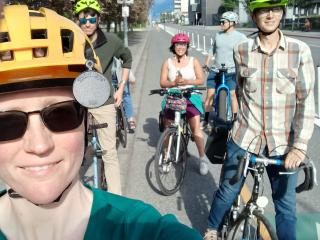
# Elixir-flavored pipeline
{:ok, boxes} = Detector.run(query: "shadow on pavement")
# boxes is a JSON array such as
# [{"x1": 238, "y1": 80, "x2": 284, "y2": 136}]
[
  {"x1": 179, "y1": 154, "x2": 220, "y2": 234},
  {"x1": 139, "y1": 117, "x2": 161, "y2": 148}
]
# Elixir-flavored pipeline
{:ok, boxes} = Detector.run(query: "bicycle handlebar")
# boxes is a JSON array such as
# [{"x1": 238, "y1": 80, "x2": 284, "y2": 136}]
[
  {"x1": 149, "y1": 87, "x2": 207, "y2": 96},
  {"x1": 229, "y1": 153, "x2": 317, "y2": 193},
  {"x1": 88, "y1": 123, "x2": 108, "y2": 131}
]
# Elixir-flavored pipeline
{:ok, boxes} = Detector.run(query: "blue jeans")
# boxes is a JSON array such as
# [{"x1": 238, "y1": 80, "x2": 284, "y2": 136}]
[
  {"x1": 208, "y1": 139, "x2": 298, "y2": 240},
  {"x1": 123, "y1": 83, "x2": 134, "y2": 119}
]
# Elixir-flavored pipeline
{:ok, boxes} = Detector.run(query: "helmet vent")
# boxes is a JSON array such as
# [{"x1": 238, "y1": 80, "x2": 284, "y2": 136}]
[
  {"x1": 31, "y1": 29, "x2": 47, "y2": 39},
  {"x1": 0, "y1": 51, "x2": 13, "y2": 61},
  {"x1": 61, "y1": 29, "x2": 74, "y2": 53},
  {"x1": 0, "y1": 32, "x2": 10, "y2": 43},
  {"x1": 29, "y1": 12, "x2": 45, "y2": 17}
]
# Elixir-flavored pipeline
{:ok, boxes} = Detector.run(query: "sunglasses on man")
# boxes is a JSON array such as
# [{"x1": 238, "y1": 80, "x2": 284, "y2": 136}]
[
  {"x1": 79, "y1": 17, "x2": 97, "y2": 25},
  {"x1": 0, "y1": 100, "x2": 85, "y2": 142}
]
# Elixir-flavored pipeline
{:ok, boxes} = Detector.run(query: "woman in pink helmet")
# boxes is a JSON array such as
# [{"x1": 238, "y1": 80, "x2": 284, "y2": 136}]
[{"x1": 160, "y1": 33, "x2": 210, "y2": 175}]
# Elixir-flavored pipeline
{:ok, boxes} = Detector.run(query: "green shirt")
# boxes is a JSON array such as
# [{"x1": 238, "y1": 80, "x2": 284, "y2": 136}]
[{"x1": 0, "y1": 187, "x2": 202, "y2": 240}]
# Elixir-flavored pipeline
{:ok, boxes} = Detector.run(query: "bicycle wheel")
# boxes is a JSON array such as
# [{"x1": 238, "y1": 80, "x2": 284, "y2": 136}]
[
  {"x1": 116, "y1": 104, "x2": 127, "y2": 148},
  {"x1": 218, "y1": 89, "x2": 228, "y2": 122},
  {"x1": 154, "y1": 127, "x2": 188, "y2": 195},
  {"x1": 227, "y1": 210, "x2": 277, "y2": 240}
]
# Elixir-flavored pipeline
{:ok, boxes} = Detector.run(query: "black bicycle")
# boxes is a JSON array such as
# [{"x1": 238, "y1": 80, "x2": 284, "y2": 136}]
[
  {"x1": 149, "y1": 87, "x2": 206, "y2": 195},
  {"x1": 112, "y1": 74, "x2": 128, "y2": 148},
  {"x1": 221, "y1": 152, "x2": 317, "y2": 240}
]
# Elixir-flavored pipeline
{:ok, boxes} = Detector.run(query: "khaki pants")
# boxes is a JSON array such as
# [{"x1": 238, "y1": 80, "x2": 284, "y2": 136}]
[{"x1": 89, "y1": 104, "x2": 122, "y2": 195}]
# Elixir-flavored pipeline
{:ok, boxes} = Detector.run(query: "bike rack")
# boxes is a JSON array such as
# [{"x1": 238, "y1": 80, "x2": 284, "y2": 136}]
[{"x1": 202, "y1": 35, "x2": 208, "y2": 54}]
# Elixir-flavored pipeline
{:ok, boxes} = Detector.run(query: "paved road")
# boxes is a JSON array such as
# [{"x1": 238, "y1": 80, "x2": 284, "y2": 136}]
[{"x1": 119, "y1": 28, "x2": 320, "y2": 238}]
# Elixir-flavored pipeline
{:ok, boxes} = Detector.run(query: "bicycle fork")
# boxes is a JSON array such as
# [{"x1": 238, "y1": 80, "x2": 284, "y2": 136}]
[{"x1": 164, "y1": 112, "x2": 182, "y2": 163}]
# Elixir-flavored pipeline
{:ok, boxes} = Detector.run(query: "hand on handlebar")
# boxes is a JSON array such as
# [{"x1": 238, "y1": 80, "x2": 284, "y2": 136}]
[
  {"x1": 202, "y1": 65, "x2": 210, "y2": 73},
  {"x1": 284, "y1": 148, "x2": 305, "y2": 170}
]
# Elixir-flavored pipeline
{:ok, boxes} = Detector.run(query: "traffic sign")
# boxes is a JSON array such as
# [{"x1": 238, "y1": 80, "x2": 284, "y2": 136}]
[
  {"x1": 117, "y1": 0, "x2": 134, "y2": 4},
  {"x1": 122, "y1": 6, "x2": 129, "y2": 17}
]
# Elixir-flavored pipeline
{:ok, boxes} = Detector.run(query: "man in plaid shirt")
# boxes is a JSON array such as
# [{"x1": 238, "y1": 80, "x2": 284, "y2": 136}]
[{"x1": 204, "y1": 0, "x2": 315, "y2": 239}]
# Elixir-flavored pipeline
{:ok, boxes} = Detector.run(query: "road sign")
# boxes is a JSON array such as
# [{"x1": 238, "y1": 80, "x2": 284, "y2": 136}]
[
  {"x1": 122, "y1": 6, "x2": 129, "y2": 17},
  {"x1": 117, "y1": 0, "x2": 134, "y2": 4}
]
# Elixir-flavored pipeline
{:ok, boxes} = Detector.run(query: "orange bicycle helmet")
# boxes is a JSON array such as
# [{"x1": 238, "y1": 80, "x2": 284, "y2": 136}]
[{"x1": 0, "y1": 5, "x2": 100, "y2": 93}]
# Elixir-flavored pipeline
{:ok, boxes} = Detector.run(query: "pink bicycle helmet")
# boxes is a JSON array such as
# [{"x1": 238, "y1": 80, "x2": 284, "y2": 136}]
[{"x1": 171, "y1": 33, "x2": 190, "y2": 44}]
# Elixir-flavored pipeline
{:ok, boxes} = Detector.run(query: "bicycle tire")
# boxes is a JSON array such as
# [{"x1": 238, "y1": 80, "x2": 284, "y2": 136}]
[
  {"x1": 218, "y1": 89, "x2": 228, "y2": 122},
  {"x1": 116, "y1": 104, "x2": 127, "y2": 148},
  {"x1": 154, "y1": 127, "x2": 188, "y2": 196},
  {"x1": 227, "y1": 210, "x2": 277, "y2": 240}
]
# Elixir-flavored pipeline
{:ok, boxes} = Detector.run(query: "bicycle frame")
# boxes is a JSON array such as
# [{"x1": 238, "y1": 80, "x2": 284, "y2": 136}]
[
  {"x1": 212, "y1": 64, "x2": 232, "y2": 122},
  {"x1": 164, "y1": 111, "x2": 188, "y2": 163},
  {"x1": 90, "y1": 129, "x2": 103, "y2": 188}
]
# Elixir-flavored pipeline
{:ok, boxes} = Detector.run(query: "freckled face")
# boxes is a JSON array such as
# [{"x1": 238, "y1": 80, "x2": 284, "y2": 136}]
[{"x1": 0, "y1": 88, "x2": 85, "y2": 205}]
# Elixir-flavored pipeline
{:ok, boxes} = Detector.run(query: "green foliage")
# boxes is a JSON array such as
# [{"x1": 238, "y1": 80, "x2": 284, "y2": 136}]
[
  {"x1": 222, "y1": 0, "x2": 238, "y2": 10},
  {"x1": 4, "y1": 0, "x2": 154, "y2": 26}
]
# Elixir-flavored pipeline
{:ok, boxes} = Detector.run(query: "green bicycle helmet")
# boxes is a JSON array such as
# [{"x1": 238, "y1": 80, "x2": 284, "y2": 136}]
[
  {"x1": 74, "y1": 0, "x2": 102, "y2": 14},
  {"x1": 248, "y1": 0, "x2": 287, "y2": 12}
]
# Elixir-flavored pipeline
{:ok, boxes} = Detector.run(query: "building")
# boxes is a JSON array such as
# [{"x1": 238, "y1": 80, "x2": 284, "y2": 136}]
[
  {"x1": 189, "y1": 0, "x2": 222, "y2": 25},
  {"x1": 173, "y1": 0, "x2": 189, "y2": 24}
]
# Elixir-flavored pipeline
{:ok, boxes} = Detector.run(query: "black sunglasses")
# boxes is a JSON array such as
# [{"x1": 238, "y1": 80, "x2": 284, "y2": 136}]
[{"x1": 0, "y1": 100, "x2": 85, "y2": 142}]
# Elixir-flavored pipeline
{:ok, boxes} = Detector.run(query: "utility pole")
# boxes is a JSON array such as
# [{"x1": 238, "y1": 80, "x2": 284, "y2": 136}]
[
  {"x1": 291, "y1": 0, "x2": 295, "y2": 31},
  {"x1": 118, "y1": 0, "x2": 133, "y2": 47},
  {"x1": 123, "y1": 0, "x2": 129, "y2": 47}
]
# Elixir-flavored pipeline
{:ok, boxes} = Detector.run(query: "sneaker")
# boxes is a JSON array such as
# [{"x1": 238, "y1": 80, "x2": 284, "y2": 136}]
[
  {"x1": 200, "y1": 121, "x2": 208, "y2": 130},
  {"x1": 203, "y1": 229, "x2": 218, "y2": 240},
  {"x1": 199, "y1": 157, "x2": 209, "y2": 176},
  {"x1": 127, "y1": 118, "x2": 136, "y2": 133}
]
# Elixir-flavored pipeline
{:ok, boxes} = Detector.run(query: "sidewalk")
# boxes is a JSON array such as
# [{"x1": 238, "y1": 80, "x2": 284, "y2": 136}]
[{"x1": 116, "y1": 28, "x2": 151, "y2": 195}]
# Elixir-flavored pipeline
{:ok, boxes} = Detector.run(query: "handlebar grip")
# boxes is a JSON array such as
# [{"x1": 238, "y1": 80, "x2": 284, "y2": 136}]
[
  {"x1": 296, "y1": 162, "x2": 314, "y2": 193},
  {"x1": 89, "y1": 123, "x2": 108, "y2": 130},
  {"x1": 193, "y1": 87, "x2": 207, "y2": 91},
  {"x1": 229, "y1": 155, "x2": 246, "y2": 185}
]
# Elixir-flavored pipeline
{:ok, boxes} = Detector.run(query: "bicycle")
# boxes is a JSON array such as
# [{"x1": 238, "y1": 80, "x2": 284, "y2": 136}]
[
  {"x1": 86, "y1": 113, "x2": 108, "y2": 190},
  {"x1": 204, "y1": 63, "x2": 233, "y2": 123},
  {"x1": 220, "y1": 151, "x2": 317, "y2": 240},
  {"x1": 112, "y1": 73, "x2": 128, "y2": 148},
  {"x1": 204, "y1": 64, "x2": 233, "y2": 164},
  {"x1": 149, "y1": 87, "x2": 206, "y2": 196}
]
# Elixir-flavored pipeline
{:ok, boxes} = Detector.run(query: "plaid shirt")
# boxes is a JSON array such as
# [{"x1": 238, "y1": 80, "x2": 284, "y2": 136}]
[{"x1": 232, "y1": 30, "x2": 315, "y2": 156}]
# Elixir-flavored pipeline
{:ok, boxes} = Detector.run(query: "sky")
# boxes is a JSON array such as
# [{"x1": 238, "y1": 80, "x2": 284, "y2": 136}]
[{"x1": 151, "y1": 0, "x2": 173, "y2": 20}]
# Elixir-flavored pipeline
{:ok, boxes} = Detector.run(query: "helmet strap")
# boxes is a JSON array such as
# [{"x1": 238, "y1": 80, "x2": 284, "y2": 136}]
[{"x1": 7, "y1": 182, "x2": 73, "y2": 206}]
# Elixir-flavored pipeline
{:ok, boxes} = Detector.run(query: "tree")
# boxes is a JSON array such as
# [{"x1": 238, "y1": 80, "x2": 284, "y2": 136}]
[{"x1": 5, "y1": 0, "x2": 154, "y2": 31}]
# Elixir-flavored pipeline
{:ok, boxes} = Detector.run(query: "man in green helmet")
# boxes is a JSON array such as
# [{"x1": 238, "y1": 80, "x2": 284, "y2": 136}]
[
  {"x1": 74, "y1": 0, "x2": 133, "y2": 195},
  {"x1": 204, "y1": 0, "x2": 315, "y2": 239}
]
